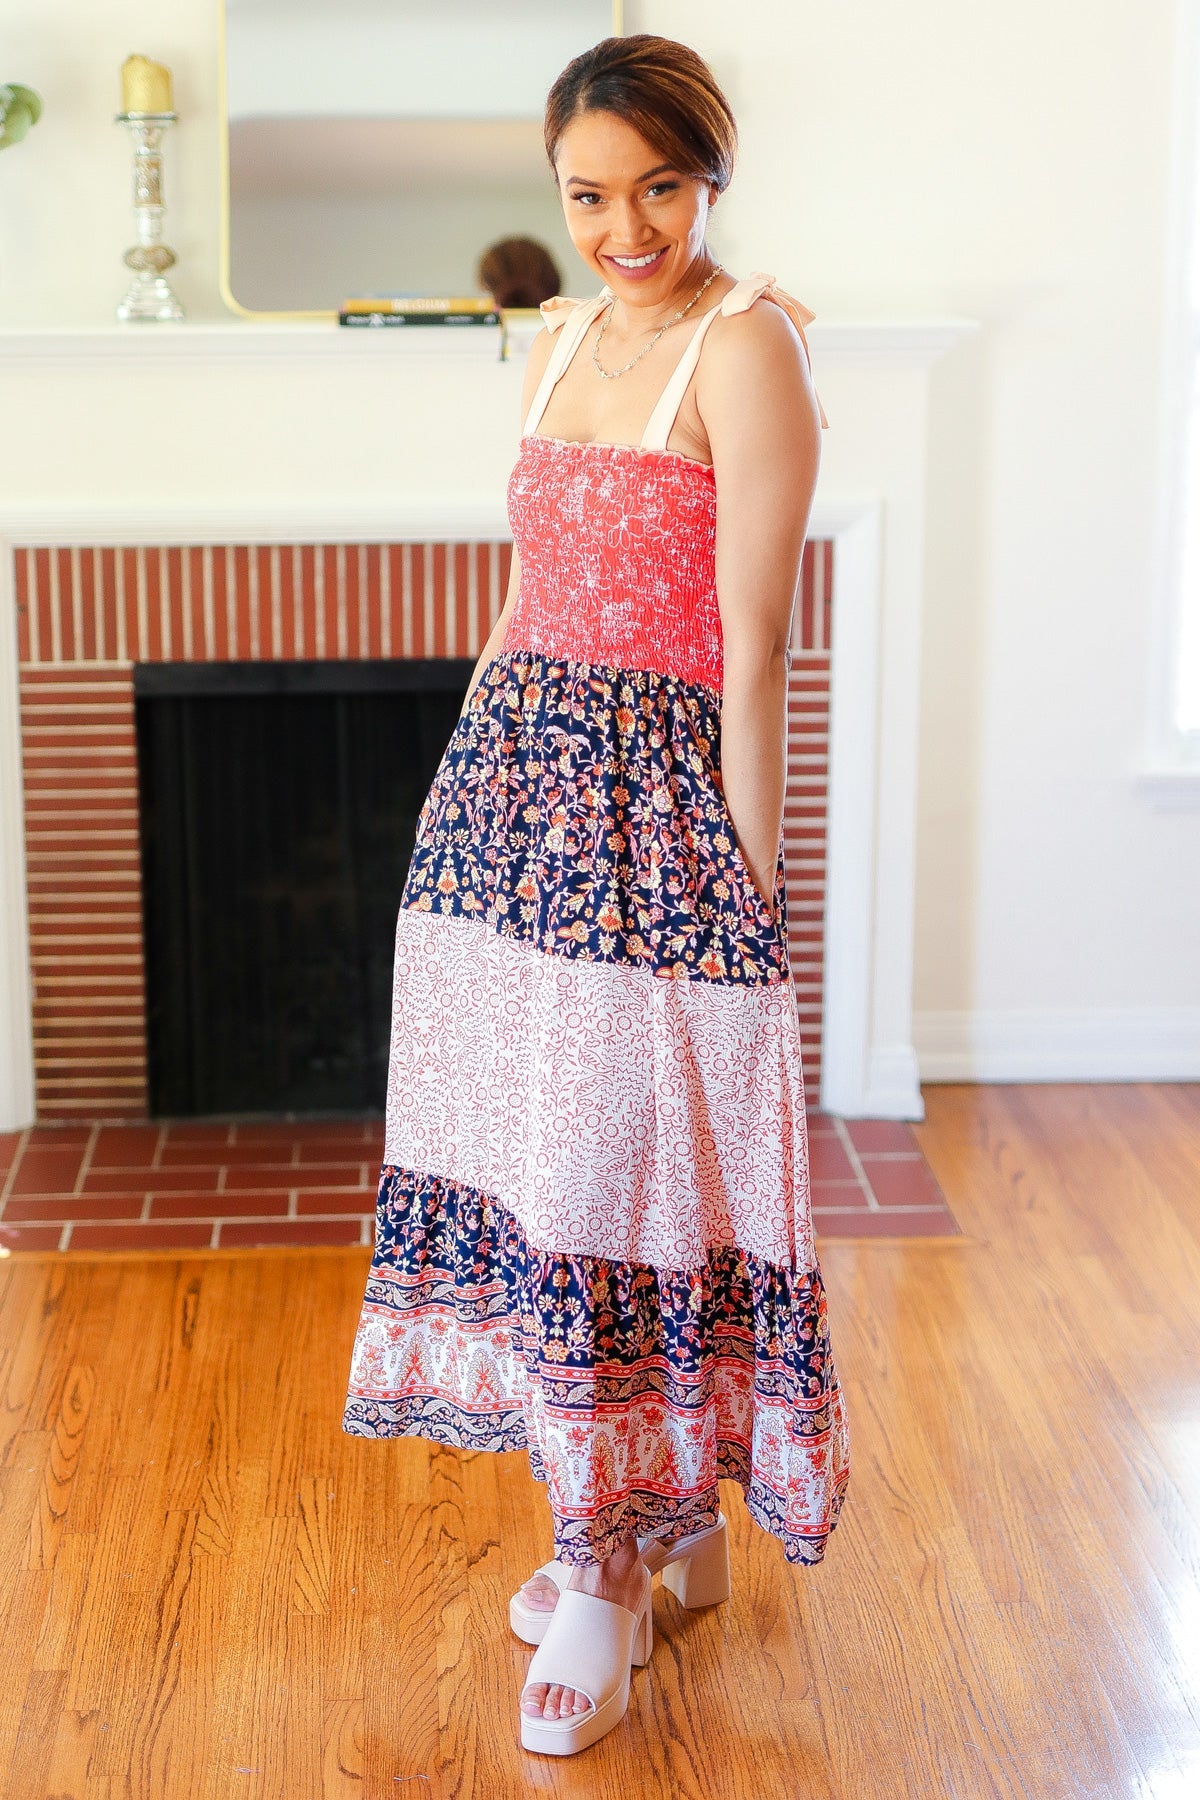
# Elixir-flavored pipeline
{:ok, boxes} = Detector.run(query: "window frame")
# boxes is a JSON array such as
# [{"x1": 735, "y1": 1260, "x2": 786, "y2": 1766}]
[{"x1": 1144, "y1": 0, "x2": 1200, "y2": 799}]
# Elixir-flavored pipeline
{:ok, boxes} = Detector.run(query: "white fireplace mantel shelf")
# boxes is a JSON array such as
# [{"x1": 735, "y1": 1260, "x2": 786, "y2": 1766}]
[{"x1": 0, "y1": 314, "x2": 977, "y2": 369}]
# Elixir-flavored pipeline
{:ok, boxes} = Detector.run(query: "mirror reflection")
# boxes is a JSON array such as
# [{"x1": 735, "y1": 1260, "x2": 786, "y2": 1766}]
[{"x1": 221, "y1": 0, "x2": 618, "y2": 315}]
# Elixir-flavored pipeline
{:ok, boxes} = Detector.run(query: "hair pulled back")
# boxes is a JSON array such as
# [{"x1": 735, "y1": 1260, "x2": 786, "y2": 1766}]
[{"x1": 544, "y1": 34, "x2": 737, "y2": 195}]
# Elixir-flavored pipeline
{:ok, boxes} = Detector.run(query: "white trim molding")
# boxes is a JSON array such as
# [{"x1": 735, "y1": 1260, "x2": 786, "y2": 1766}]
[{"x1": 915, "y1": 1008, "x2": 1200, "y2": 1083}]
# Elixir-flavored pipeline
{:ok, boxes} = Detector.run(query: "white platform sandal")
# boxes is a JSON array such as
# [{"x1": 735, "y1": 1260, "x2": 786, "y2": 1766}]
[
  {"x1": 509, "y1": 1512, "x2": 730, "y2": 1646},
  {"x1": 519, "y1": 1565, "x2": 653, "y2": 1756}
]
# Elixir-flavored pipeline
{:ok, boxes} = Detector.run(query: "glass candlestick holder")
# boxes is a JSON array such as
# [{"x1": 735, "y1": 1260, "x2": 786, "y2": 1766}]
[{"x1": 114, "y1": 111, "x2": 185, "y2": 321}]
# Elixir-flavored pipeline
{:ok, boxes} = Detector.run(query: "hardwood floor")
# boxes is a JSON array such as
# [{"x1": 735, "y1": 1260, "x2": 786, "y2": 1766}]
[{"x1": 0, "y1": 1082, "x2": 1197, "y2": 1799}]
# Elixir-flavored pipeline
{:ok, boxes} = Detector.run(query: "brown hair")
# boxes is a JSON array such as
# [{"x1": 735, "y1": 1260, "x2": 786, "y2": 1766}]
[
  {"x1": 477, "y1": 236, "x2": 562, "y2": 309},
  {"x1": 544, "y1": 34, "x2": 737, "y2": 194}
]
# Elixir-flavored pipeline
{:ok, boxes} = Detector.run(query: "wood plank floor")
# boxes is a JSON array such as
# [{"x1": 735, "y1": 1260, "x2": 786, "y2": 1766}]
[{"x1": 0, "y1": 1082, "x2": 1197, "y2": 1799}]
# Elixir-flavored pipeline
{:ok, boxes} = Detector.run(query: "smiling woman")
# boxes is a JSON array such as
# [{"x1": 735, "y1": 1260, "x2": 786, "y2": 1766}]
[{"x1": 340, "y1": 31, "x2": 846, "y2": 1759}]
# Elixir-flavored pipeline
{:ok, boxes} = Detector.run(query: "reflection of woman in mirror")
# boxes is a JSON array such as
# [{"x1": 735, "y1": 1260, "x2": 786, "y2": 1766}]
[
  {"x1": 478, "y1": 235, "x2": 562, "y2": 309},
  {"x1": 343, "y1": 32, "x2": 849, "y2": 1757}
]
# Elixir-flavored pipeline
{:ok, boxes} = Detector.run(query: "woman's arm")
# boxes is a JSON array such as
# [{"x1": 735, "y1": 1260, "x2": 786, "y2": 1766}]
[
  {"x1": 457, "y1": 324, "x2": 558, "y2": 717},
  {"x1": 699, "y1": 301, "x2": 823, "y2": 904}
]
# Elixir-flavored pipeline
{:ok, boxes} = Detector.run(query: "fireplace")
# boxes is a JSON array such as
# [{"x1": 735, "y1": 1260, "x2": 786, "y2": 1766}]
[
  {"x1": 12, "y1": 538, "x2": 834, "y2": 1122},
  {"x1": 136, "y1": 657, "x2": 472, "y2": 1115}
]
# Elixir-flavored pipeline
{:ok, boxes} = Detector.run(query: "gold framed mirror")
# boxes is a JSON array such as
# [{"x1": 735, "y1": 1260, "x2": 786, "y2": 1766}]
[{"x1": 218, "y1": 0, "x2": 623, "y2": 320}]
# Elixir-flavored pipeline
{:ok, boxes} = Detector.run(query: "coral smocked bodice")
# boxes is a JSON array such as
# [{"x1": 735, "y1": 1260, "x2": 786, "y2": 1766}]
[
  {"x1": 505, "y1": 434, "x2": 723, "y2": 691},
  {"x1": 501, "y1": 270, "x2": 827, "y2": 698}
]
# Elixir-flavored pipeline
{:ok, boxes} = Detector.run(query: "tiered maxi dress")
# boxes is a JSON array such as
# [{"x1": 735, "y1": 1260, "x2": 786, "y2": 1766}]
[{"x1": 343, "y1": 270, "x2": 851, "y2": 1567}]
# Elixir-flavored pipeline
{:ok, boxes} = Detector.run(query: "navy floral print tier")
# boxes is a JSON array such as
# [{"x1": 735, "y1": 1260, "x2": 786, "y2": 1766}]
[{"x1": 343, "y1": 306, "x2": 850, "y2": 1568}]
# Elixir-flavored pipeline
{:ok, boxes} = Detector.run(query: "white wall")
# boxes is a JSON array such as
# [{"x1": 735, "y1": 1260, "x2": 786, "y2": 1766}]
[
  {"x1": 2, "y1": 0, "x2": 1197, "y2": 1079},
  {"x1": 631, "y1": 0, "x2": 1200, "y2": 1073}
]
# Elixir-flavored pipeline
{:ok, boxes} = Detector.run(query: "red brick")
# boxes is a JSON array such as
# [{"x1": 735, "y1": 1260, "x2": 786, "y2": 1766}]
[
  {"x1": 210, "y1": 545, "x2": 230, "y2": 661},
  {"x1": 121, "y1": 548, "x2": 141, "y2": 660},
  {"x1": 296, "y1": 1191, "x2": 378, "y2": 1215},
  {"x1": 159, "y1": 1123, "x2": 234, "y2": 1148},
  {"x1": 295, "y1": 1137, "x2": 382, "y2": 1164},
  {"x1": 225, "y1": 1163, "x2": 366, "y2": 1190},
  {"x1": 217, "y1": 1218, "x2": 362, "y2": 1248},
  {"x1": 321, "y1": 545, "x2": 339, "y2": 658},
  {"x1": 863, "y1": 1159, "x2": 951, "y2": 1212},
  {"x1": 365, "y1": 545, "x2": 383, "y2": 658},
  {"x1": 810, "y1": 1181, "x2": 869, "y2": 1210},
  {"x1": 846, "y1": 1120, "x2": 921, "y2": 1155},
  {"x1": 14, "y1": 548, "x2": 32, "y2": 660},
  {"x1": 33, "y1": 548, "x2": 53, "y2": 663},
  {"x1": 233, "y1": 546, "x2": 253, "y2": 658},
  {"x1": 0, "y1": 1223, "x2": 63, "y2": 1252},
  {"x1": 10, "y1": 1144, "x2": 87, "y2": 1195},
  {"x1": 4, "y1": 1195, "x2": 146, "y2": 1221},
  {"x1": 158, "y1": 1140, "x2": 287, "y2": 1167},
  {"x1": 150, "y1": 1192, "x2": 289, "y2": 1219},
  {"x1": 807, "y1": 1135, "x2": 855, "y2": 1183},
  {"x1": 68, "y1": 1222, "x2": 214, "y2": 1250},
  {"x1": 142, "y1": 546, "x2": 163, "y2": 661},
  {"x1": 82, "y1": 1166, "x2": 219, "y2": 1195},
  {"x1": 278, "y1": 545, "x2": 299, "y2": 660},
  {"x1": 89, "y1": 1125, "x2": 161, "y2": 1168},
  {"x1": 167, "y1": 548, "x2": 188, "y2": 660}
]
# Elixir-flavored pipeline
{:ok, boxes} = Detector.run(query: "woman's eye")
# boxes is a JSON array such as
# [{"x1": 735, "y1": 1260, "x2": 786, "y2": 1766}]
[
  {"x1": 571, "y1": 192, "x2": 602, "y2": 206},
  {"x1": 647, "y1": 183, "x2": 679, "y2": 197}
]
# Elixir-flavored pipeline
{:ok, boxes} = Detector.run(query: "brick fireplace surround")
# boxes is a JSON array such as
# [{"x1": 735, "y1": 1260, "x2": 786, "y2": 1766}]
[{"x1": 13, "y1": 537, "x2": 835, "y2": 1123}]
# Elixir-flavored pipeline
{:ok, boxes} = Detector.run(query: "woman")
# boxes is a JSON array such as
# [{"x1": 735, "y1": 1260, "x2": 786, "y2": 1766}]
[{"x1": 343, "y1": 32, "x2": 850, "y2": 1757}]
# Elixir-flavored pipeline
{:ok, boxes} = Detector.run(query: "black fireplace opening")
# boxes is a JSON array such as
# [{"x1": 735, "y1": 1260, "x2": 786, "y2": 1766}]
[{"x1": 135, "y1": 658, "x2": 473, "y2": 1118}]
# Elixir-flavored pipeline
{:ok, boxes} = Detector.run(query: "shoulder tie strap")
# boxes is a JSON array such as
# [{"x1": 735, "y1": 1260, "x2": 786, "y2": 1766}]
[
  {"x1": 638, "y1": 302, "x2": 726, "y2": 452},
  {"x1": 521, "y1": 290, "x2": 612, "y2": 438},
  {"x1": 638, "y1": 269, "x2": 829, "y2": 452}
]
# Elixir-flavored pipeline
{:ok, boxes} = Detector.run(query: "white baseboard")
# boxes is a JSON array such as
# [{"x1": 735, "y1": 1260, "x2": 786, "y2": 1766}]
[{"x1": 914, "y1": 1008, "x2": 1200, "y2": 1082}]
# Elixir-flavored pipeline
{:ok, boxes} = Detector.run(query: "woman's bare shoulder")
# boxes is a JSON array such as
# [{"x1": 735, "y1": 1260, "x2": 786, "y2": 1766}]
[
  {"x1": 707, "y1": 290, "x2": 812, "y2": 377},
  {"x1": 696, "y1": 289, "x2": 823, "y2": 460},
  {"x1": 701, "y1": 290, "x2": 821, "y2": 428}
]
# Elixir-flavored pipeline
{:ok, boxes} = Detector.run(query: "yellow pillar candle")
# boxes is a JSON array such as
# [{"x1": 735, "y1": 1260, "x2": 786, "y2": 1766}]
[{"x1": 121, "y1": 55, "x2": 173, "y2": 114}]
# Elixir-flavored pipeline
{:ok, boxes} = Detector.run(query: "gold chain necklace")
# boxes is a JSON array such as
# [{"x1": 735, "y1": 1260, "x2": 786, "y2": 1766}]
[{"x1": 591, "y1": 262, "x2": 724, "y2": 380}]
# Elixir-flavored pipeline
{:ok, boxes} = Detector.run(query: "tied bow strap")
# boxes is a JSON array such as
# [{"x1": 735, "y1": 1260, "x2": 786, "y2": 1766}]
[
  {"x1": 719, "y1": 270, "x2": 829, "y2": 429},
  {"x1": 538, "y1": 293, "x2": 594, "y2": 333}
]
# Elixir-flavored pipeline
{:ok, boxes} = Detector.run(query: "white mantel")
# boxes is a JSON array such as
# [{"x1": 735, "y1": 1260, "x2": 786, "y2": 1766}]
[{"x1": 0, "y1": 316, "x2": 976, "y2": 1130}]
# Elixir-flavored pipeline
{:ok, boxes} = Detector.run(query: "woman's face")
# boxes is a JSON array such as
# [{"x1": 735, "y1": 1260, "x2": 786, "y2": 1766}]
[{"x1": 553, "y1": 109, "x2": 715, "y2": 304}]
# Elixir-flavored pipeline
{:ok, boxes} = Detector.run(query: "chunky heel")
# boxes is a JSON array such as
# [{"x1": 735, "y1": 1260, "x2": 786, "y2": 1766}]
[
  {"x1": 631, "y1": 1589, "x2": 654, "y2": 1666},
  {"x1": 660, "y1": 1515, "x2": 731, "y2": 1609}
]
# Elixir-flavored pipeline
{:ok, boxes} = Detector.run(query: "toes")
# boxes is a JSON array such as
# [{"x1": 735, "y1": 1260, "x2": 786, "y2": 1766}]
[
  {"x1": 521, "y1": 1681, "x2": 548, "y2": 1716},
  {"x1": 520, "y1": 1575, "x2": 559, "y2": 1611},
  {"x1": 520, "y1": 1680, "x2": 593, "y2": 1722}
]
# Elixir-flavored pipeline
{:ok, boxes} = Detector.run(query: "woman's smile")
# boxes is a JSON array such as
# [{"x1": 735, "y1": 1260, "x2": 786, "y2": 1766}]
[{"x1": 602, "y1": 246, "x2": 669, "y2": 281}]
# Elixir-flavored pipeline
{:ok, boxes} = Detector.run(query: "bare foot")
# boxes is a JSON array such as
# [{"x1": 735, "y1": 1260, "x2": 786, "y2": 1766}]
[
  {"x1": 520, "y1": 1539, "x2": 646, "y2": 1722},
  {"x1": 517, "y1": 1570, "x2": 561, "y2": 1614}
]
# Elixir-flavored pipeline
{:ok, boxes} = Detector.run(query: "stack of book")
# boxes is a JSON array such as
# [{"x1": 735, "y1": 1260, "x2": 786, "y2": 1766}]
[{"x1": 338, "y1": 296, "x2": 501, "y2": 329}]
